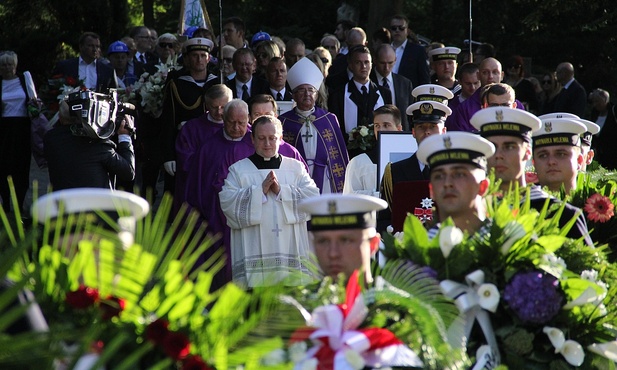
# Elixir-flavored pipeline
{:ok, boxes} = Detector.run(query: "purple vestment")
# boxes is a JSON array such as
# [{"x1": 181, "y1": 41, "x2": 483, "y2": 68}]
[
  {"x1": 280, "y1": 107, "x2": 349, "y2": 193},
  {"x1": 174, "y1": 112, "x2": 223, "y2": 212},
  {"x1": 447, "y1": 88, "x2": 526, "y2": 132},
  {"x1": 185, "y1": 128, "x2": 308, "y2": 287}
]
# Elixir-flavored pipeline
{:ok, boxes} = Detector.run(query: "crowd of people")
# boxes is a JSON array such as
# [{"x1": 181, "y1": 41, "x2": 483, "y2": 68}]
[{"x1": 1, "y1": 13, "x2": 616, "y2": 289}]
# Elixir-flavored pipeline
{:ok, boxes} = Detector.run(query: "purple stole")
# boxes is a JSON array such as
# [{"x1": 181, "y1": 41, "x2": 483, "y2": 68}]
[{"x1": 280, "y1": 107, "x2": 349, "y2": 193}]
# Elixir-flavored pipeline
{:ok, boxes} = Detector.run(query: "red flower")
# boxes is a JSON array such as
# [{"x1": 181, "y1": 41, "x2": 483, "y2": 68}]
[
  {"x1": 65, "y1": 76, "x2": 77, "y2": 86},
  {"x1": 584, "y1": 193, "x2": 615, "y2": 223},
  {"x1": 100, "y1": 295, "x2": 126, "y2": 320},
  {"x1": 145, "y1": 319, "x2": 170, "y2": 345},
  {"x1": 65, "y1": 285, "x2": 99, "y2": 309},
  {"x1": 525, "y1": 171, "x2": 539, "y2": 184},
  {"x1": 182, "y1": 355, "x2": 213, "y2": 370},
  {"x1": 162, "y1": 331, "x2": 191, "y2": 360}
]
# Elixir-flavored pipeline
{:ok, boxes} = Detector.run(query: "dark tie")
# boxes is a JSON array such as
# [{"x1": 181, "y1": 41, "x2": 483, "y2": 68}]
[
  {"x1": 276, "y1": 92, "x2": 283, "y2": 101},
  {"x1": 382, "y1": 77, "x2": 390, "y2": 90},
  {"x1": 422, "y1": 165, "x2": 430, "y2": 179},
  {"x1": 361, "y1": 85, "x2": 369, "y2": 113},
  {"x1": 139, "y1": 54, "x2": 146, "y2": 64},
  {"x1": 241, "y1": 84, "x2": 249, "y2": 101}
]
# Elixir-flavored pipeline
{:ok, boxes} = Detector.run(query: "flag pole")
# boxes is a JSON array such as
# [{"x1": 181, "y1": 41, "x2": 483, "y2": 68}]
[
  {"x1": 469, "y1": 0, "x2": 473, "y2": 62},
  {"x1": 219, "y1": 0, "x2": 224, "y2": 83}
]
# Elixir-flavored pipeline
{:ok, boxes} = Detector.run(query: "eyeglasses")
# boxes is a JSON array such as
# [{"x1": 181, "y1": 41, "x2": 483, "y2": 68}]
[
  {"x1": 158, "y1": 42, "x2": 174, "y2": 49},
  {"x1": 223, "y1": 57, "x2": 233, "y2": 64},
  {"x1": 487, "y1": 103, "x2": 512, "y2": 107},
  {"x1": 390, "y1": 25, "x2": 406, "y2": 31},
  {"x1": 257, "y1": 52, "x2": 269, "y2": 59},
  {"x1": 542, "y1": 80, "x2": 551, "y2": 84},
  {"x1": 294, "y1": 87, "x2": 317, "y2": 95}
]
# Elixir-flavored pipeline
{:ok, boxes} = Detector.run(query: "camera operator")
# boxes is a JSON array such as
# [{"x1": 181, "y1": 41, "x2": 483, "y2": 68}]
[{"x1": 44, "y1": 100, "x2": 135, "y2": 190}]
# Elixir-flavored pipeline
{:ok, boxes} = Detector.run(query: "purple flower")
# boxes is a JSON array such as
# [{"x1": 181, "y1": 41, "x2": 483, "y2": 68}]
[{"x1": 503, "y1": 270, "x2": 563, "y2": 325}]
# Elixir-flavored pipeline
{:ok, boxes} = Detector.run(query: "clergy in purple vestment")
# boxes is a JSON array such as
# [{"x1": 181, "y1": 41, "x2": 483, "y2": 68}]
[
  {"x1": 280, "y1": 57, "x2": 349, "y2": 193},
  {"x1": 174, "y1": 84, "x2": 233, "y2": 212},
  {"x1": 184, "y1": 98, "x2": 309, "y2": 289},
  {"x1": 447, "y1": 57, "x2": 525, "y2": 132}
]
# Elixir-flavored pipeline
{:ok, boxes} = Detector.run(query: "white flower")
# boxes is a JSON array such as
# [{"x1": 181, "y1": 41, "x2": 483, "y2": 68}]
[
  {"x1": 439, "y1": 226, "x2": 463, "y2": 258},
  {"x1": 500, "y1": 221, "x2": 527, "y2": 255},
  {"x1": 477, "y1": 283, "x2": 500, "y2": 313},
  {"x1": 359, "y1": 126, "x2": 369, "y2": 136},
  {"x1": 386, "y1": 225, "x2": 394, "y2": 234},
  {"x1": 299, "y1": 358, "x2": 318, "y2": 370},
  {"x1": 581, "y1": 269, "x2": 599, "y2": 282},
  {"x1": 588, "y1": 341, "x2": 617, "y2": 362},
  {"x1": 393, "y1": 231, "x2": 404, "y2": 243},
  {"x1": 344, "y1": 348, "x2": 366, "y2": 369},
  {"x1": 542, "y1": 254, "x2": 566, "y2": 269},
  {"x1": 288, "y1": 341, "x2": 308, "y2": 363},
  {"x1": 543, "y1": 326, "x2": 585, "y2": 366},
  {"x1": 261, "y1": 349, "x2": 286, "y2": 366}
]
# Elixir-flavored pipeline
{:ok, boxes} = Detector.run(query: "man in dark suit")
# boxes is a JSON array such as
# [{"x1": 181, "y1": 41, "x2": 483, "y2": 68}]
[
  {"x1": 371, "y1": 43, "x2": 414, "y2": 131},
  {"x1": 263, "y1": 57, "x2": 292, "y2": 101},
  {"x1": 52, "y1": 32, "x2": 117, "y2": 92},
  {"x1": 129, "y1": 26, "x2": 157, "y2": 66},
  {"x1": 389, "y1": 15, "x2": 430, "y2": 89},
  {"x1": 553, "y1": 62, "x2": 587, "y2": 117},
  {"x1": 328, "y1": 45, "x2": 391, "y2": 150},
  {"x1": 224, "y1": 48, "x2": 268, "y2": 102}
]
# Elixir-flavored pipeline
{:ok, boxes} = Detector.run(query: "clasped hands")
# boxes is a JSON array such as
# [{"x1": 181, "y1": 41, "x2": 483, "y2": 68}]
[{"x1": 262, "y1": 170, "x2": 280, "y2": 195}]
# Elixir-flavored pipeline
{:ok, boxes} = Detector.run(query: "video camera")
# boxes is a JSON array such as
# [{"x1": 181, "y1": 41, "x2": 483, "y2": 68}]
[{"x1": 66, "y1": 89, "x2": 136, "y2": 140}]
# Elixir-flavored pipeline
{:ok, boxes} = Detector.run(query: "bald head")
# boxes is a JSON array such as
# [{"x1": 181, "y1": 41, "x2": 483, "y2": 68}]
[
  {"x1": 346, "y1": 27, "x2": 367, "y2": 47},
  {"x1": 556, "y1": 62, "x2": 575, "y2": 85},
  {"x1": 478, "y1": 57, "x2": 503, "y2": 86}
]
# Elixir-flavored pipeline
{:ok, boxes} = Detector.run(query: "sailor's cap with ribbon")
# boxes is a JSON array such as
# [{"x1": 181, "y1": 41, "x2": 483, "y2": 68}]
[
  {"x1": 299, "y1": 194, "x2": 387, "y2": 231},
  {"x1": 417, "y1": 131, "x2": 495, "y2": 172},
  {"x1": 412, "y1": 84, "x2": 454, "y2": 105},
  {"x1": 532, "y1": 118, "x2": 587, "y2": 149},
  {"x1": 470, "y1": 106, "x2": 541, "y2": 143}
]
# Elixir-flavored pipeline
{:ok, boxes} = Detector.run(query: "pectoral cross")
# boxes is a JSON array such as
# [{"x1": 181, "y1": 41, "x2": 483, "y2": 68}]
[
  {"x1": 301, "y1": 124, "x2": 313, "y2": 143},
  {"x1": 271, "y1": 224, "x2": 282, "y2": 237}
]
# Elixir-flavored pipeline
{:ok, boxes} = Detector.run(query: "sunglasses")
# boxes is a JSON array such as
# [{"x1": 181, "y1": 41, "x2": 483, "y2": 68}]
[
  {"x1": 320, "y1": 57, "x2": 330, "y2": 64},
  {"x1": 542, "y1": 80, "x2": 551, "y2": 84},
  {"x1": 158, "y1": 42, "x2": 174, "y2": 49},
  {"x1": 487, "y1": 103, "x2": 512, "y2": 107},
  {"x1": 390, "y1": 25, "x2": 406, "y2": 31}
]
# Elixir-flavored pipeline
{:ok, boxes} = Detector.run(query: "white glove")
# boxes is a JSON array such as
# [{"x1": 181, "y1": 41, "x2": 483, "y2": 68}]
[{"x1": 163, "y1": 160, "x2": 176, "y2": 176}]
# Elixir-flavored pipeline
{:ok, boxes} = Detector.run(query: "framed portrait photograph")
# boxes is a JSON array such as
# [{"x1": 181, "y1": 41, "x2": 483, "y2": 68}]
[{"x1": 377, "y1": 131, "x2": 417, "y2": 184}]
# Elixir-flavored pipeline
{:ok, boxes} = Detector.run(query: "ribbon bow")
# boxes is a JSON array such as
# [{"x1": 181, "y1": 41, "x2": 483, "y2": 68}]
[
  {"x1": 414, "y1": 207, "x2": 433, "y2": 222},
  {"x1": 440, "y1": 270, "x2": 501, "y2": 368},
  {"x1": 292, "y1": 271, "x2": 423, "y2": 370}
]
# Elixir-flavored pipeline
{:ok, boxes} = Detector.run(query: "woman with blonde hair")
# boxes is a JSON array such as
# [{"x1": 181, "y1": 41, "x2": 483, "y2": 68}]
[
  {"x1": 540, "y1": 71, "x2": 562, "y2": 114},
  {"x1": 254, "y1": 40, "x2": 281, "y2": 78}
]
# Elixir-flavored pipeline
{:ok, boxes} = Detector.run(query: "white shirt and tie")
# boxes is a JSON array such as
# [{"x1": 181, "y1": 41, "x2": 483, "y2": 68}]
[
  {"x1": 78, "y1": 57, "x2": 97, "y2": 90},
  {"x1": 374, "y1": 71, "x2": 395, "y2": 106}
]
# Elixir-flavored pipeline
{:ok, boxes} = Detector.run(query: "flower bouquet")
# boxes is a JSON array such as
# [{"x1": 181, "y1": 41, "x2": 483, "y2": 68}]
[
  {"x1": 564, "y1": 170, "x2": 617, "y2": 262},
  {"x1": 347, "y1": 123, "x2": 375, "y2": 151},
  {"x1": 274, "y1": 260, "x2": 469, "y2": 369},
  {"x1": 382, "y1": 190, "x2": 617, "y2": 369},
  {"x1": 0, "y1": 189, "x2": 288, "y2": 370},
  {"x1": 129, "y1": 57, "x2": 182, "y2": 117}
]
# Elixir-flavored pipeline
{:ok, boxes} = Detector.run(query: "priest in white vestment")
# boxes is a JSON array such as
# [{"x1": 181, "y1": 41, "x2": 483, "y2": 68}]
[{"x1": 219, "y1": 115, "x2": 320, "y2": 287}]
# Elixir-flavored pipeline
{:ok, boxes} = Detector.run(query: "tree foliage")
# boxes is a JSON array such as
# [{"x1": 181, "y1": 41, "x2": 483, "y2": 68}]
[{"x1": 1, "y1": 0, "x2": 616, "y2": 100}]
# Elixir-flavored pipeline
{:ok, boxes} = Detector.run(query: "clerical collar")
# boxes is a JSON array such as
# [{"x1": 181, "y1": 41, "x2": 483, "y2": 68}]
[
  {"x1": 249, "y1": 152, "x2": 282, "y2": 169},
  {"x1": 207, "y1": 112, "x2": 224, "y2": 124},
  {"x1": 295, "y1": 107, "x2": 315, "y2": 118},
  {"x1": 223, "y1": 130, "x2": 244, "y2": 141}
]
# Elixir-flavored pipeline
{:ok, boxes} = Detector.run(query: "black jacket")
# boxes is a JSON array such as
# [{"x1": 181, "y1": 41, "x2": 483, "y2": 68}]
[{"x1": 44, "y1": 124, "x2": 135, "y2": 190}]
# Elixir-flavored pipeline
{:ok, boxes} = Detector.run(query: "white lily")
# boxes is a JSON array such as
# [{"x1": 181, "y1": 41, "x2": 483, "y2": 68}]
[
  {"x1": 477, "y1": 283, "x2": 500, "y2": 313},
  {"x1": 588, "y1": 341, "x2": 617, "y2": 362},
  {"x1": 343, "y1": 348, "x2": 366, "y2": 369},
  {"x1": 439, "y1": 226, "x2": 463, "y2": 258},
  {"x1": 500, "y1": 221, "x2": 527, "y2": 255},
  {"x1": 543, "y1": 326, "x2": 585, "y2": 366}
]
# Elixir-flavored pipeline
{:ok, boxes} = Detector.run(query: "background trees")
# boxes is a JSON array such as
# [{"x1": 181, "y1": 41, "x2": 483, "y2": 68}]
[{"x1": 1, "y1": 0, "x2": 616, "y2": 104}]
